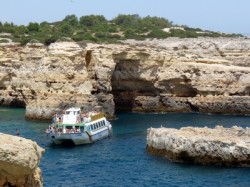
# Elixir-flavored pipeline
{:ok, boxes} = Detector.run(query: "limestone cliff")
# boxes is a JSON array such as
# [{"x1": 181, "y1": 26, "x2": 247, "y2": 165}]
[
  {"x1": 0, "y1": 133, "x2": 44, "y2": 186},
  {"x1": 146, "y1": 126, "x2": 250, "y2": 166},
  {"x1": 1, "y1": 37, "x2": 250, "y2": 119}
]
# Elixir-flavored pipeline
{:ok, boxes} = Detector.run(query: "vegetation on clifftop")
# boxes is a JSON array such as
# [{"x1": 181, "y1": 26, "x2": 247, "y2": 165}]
[{"x1": 0, "y1": 14, "x2": 243, "y2": 45}]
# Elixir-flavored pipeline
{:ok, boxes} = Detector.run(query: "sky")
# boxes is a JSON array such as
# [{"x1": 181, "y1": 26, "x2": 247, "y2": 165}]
[{"x1": 0, "y1": 0, "x2": 249, "y2": 34}]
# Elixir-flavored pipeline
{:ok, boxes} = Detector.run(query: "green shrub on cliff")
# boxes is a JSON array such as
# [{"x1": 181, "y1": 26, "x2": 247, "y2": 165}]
[
  {"x1": 0, "y1": 39, "x2": 9, "y2": 43},
  {"x1": 27, "y1": 22, "x2": 40, "y2": 32},
  {"x1": 0, "y1": 14, "x2": 243, "y2": 45},
  {"x1": 79, "y1": 15, "x2": 107, "y2": 27}
]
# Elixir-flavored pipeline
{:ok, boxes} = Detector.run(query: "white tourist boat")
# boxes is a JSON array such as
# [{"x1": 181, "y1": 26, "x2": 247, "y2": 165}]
[{"x1": 46, "y1": 107, "x2": 112, "y2": 145}]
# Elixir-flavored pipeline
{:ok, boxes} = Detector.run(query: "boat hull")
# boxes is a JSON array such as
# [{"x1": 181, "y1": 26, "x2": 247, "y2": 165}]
[{"x1": 48, "y1": 126, "x2": 111, "y2": 145}]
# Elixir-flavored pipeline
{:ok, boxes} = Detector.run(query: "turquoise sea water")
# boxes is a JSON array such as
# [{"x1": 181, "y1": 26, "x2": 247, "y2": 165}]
[{"x1": 0, "y1": 107, "x2": 250, "y2": 187}]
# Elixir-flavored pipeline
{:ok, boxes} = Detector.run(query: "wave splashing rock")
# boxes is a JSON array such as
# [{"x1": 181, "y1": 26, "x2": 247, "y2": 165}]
[
  {"x1": 146, "y1": 125, "x2": 250, "y2": 167},
  {"x1": 0, "y1": 133, "x2": 45, "y2": 187}
]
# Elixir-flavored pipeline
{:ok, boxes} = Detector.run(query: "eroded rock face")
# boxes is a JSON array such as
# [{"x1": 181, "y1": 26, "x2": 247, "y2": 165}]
[
  {"x1": 146, "y1": 126, "x2": 250, "y2": 167},
  {"x1": 1, "y1": 37, "x2": 250, "y2": 119},
  {"x1": 0, "y1": 42, "x2": 116, "y2": 119},
  {"x1": 0, "y1": 133, "x2": 45, "y2": 186}
]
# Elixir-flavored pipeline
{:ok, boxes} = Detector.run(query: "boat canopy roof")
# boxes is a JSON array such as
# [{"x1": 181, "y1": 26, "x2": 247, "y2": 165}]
[
  {"x1": 65, "y1": 107, "x2": 81, "y2": 112},
  {"x1": 64, "y1": 107, "x2": 81, "y2": 116}
]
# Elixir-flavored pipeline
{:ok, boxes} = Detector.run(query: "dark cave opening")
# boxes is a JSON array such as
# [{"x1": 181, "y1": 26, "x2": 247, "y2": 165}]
[
  {"x1": 9, "y1": 99, "x2": 26, "y2": 108},
  {"x1": 111, "y1": 60, "x2": 157, "y2": 112},
  {"x1": 112, "y1": 91, "x2": 135, "y2": 112},
  {"x1": 111, "y1": 88, "x2": 158, "y2": 112},
  {"x1": 0, "y1": 98, "x2": 26, "y2": 108},
  {"x1": 188, "y1": 102, "x2": 200, "y2": 113}
]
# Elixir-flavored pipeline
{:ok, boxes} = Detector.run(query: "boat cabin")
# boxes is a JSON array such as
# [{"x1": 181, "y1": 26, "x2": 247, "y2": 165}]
[{"x1": 63, "y1": 107, "x2": 81, "y2": 124}]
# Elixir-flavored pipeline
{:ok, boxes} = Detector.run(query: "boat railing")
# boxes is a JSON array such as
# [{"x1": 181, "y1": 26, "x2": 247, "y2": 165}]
[
  {"x1": 47, "y1": 125, "x2": 82, "y2": 134},
  {"x1": 52, "y1": 111, "x2": 105, "y2": 124}
]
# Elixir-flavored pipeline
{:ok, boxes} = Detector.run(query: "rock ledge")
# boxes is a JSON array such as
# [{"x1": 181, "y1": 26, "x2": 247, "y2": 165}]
[
  {"x1": 147, "y1": 126, "x2": 250, "y2": 167},
  {"x1": 0, "y1": 133, "x2": 45, "y2": 187}
]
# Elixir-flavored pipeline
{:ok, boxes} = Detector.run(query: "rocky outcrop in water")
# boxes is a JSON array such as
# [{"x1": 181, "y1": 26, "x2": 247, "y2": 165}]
[
  {"x1": 1, "y1": 37, "x2": 250, "y2": 119},
  {"x1": 0, "y1": 133, "x2": 44, "y2": 187},
  {"x1": 146, "y1": 126, "x2": 250, "y2": 167}
]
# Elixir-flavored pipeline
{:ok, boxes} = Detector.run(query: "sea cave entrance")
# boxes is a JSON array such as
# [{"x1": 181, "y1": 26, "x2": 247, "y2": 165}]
[{"x1": 111, "y1": 59, "x2": 157, "y2": 113}]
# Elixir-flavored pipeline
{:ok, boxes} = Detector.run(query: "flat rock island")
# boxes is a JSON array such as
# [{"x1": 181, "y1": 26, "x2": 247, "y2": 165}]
[{"x1": 146, "y1": 126, "x2": 250, "y2": 167}]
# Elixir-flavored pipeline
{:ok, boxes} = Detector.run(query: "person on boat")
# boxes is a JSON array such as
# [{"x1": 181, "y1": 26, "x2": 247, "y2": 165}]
[
  {"x1": 76, "y1": 128, "x2": 79, "y2": 133},
  {"x1": 58, "y1": 117, "x2": 62, "y2": 123},
  {"x1": 52, "y1": 113, "x2": 59, "y2": 123}
]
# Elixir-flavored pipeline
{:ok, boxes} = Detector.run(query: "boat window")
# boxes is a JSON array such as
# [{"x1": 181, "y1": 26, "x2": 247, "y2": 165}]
[
  {"x1": 94, "y1": 124, "x2": 97, "y2": 129},
  {"x1": 91, "y1": 125, "x2": 93, "y2": 130}
]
